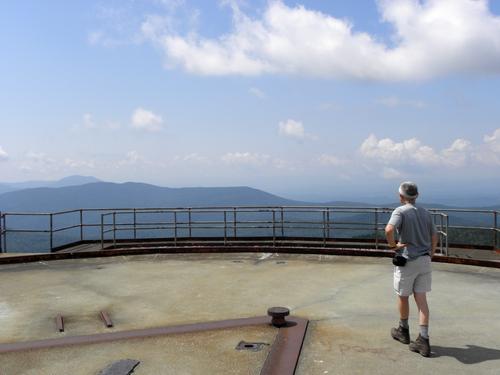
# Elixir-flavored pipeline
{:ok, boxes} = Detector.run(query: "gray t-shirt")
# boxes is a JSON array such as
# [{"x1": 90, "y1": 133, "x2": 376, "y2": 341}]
[{"x1": 388, "y1": 203, "x2": 437, "y2": 260}]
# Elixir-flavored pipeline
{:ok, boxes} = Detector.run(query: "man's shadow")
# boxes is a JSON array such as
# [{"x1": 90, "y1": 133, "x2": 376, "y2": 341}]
[{"x1": 432, "y1": 345, "x2": 500, "y2": 364}]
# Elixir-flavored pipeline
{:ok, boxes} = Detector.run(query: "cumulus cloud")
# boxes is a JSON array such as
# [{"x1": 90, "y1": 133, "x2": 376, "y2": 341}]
[
  {"x1": 279, "y1": 119, "x2": 306, "y2": 140},
  {"x1": 221, "y1": 152, "x2": 270, "y2": 165},
  {"x1": 26, "y1": 152, "x2": 55, "y2": 165},
  {"x1": 484, "y1": 128, "x2": 500, "y2": 153},
  {"x1": 375, "y1": 96, "x2": 426, "y2": 109},
  {"x1": 83, "y1": 113, "x2": 97, "y2": 129},
  {"x1": 475, "y1": 128, "x2": 500, "y2": 164},
  {"x1": 74, "y1": 113, "x2": 121, "y2": 131},
  {"x1": 360, "y1": 134, "x2": 471, "y2": 167},
  {"x1": 382, "y1": 167, "x2": 403, "y2": 180},
  {"x1": 0, "y1": 146, "x2": 8, "y2": 161},
  {"x1": 131, "y1": 108, "x2": 163, "y2": 131},
  {"x1": 318, "y1": 154, "x2": 347, "y2": 167},
  {"x1": 141, "y1": 0, "x2": 500, "y2": 81},
  {"x1": 249, "y1": 87, "x2": 266, "y2": 99},
  {"x1": 64, "y1": 158, "x2": 96, "y2": 169},
  {"x1": 174, "y1": 153, "x2": 210, "y2": 163}
]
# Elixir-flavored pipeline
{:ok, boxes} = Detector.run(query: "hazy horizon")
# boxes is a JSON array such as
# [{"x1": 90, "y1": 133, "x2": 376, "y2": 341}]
[{"x1": 1, "y1": 174, "x2": 499, "y2": 207}]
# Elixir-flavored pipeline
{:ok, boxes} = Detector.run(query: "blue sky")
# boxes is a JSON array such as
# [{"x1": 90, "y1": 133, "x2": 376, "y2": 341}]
[{"x1": 1, "y1": 0, "x2": 500, "y2": 202}]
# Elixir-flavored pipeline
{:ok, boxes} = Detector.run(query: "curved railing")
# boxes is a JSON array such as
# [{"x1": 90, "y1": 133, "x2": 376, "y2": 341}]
[{"x1": 1, "y1": 206, "x2": 498, "y2": 257}]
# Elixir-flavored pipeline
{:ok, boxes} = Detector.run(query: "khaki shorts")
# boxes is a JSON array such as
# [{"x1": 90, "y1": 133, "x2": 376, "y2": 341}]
[{"x1": 393, "y1": 255, "x2": 432, "y2": 296}]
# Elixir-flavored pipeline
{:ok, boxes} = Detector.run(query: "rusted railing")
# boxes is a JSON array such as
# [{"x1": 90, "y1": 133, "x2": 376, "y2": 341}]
[{"x1": 1, "y1": 206, "x2": 499, "y2": 255}]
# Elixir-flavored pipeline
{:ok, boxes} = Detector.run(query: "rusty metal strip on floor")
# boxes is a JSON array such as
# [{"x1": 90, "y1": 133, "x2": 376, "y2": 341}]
[
  {"x1": 0, "y1": 316, "x2": 270, "y2": 354},
  {"x1": 260, "y1": 318, "x2": 309, "y2": 375}
]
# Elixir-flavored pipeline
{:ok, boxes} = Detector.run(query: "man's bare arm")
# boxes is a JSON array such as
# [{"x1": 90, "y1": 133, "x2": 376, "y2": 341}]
[
  {"x1": 385, "y1": 224, "x2": 406, "y2": 250},
  {"x1": 431, "y1": 233, "x2": 438, "y2": 257}
]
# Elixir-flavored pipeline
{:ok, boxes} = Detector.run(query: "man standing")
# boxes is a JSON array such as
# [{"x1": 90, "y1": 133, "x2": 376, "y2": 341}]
[{"x1": 385, "y1": 181, "x2": 438, "y2": 357}]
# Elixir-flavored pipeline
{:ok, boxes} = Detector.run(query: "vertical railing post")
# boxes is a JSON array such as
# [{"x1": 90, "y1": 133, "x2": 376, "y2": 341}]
[
  {"x1": 133, "y1": 208, "x2": 137, "y2": 240},
  {"x1": 174, "y1": 211, "x2": 177, "y2": 246},
  {"x1": 233, "y1": 208, "x2": 237, "y2": 238},
  {"x1": 326, "y1": 209, "x2": 331, "y2": 240},
  {"x1": 280, "y1": 207, "x2": 284, "y2": 237},
  {"x1": 2, "y1": 214, "x2": 7, "y2": 253},
  {"x1": 101, "y1": 214, "x2": 104, "y2": 250},
  {"x1": 80, "y1": 209, "x2": 83, "y2": 242},
  {"x1": 112, "y1": 212, "x2": 116, "y2": 248},
  {"x1": 322, "y1": 210, "x2": 326, "y2": 246},
  {"x1": 272, "y1": 209, "x2": 276, "y2": 248},
  {"x1": 49, "y1": 213, "x2": 54, "y2": 252},
  {"x1": 224, "y1": 210, "x2": 227, "y2": 245},
  {"x1": 445, "y1": 214, "x2": 449, "y2": 256},
  {"x1": 0, "y1": 211, "x2": 3, "y2": 253},
  {"x1": 439, "y1": 214, "x2": 443, "y2": 255},
  {"x1": 188, "y1": 208, "x2": 192, "y2": 238},
  {"x1": 494, "y1": 211, "x2": 498, "y2": 250},
  {"x1": 0, "y1": 211, "x2": 3, "y2": 254},
  {"x1": 374, "y1": 208, "x2": 379, "y2": 250}
]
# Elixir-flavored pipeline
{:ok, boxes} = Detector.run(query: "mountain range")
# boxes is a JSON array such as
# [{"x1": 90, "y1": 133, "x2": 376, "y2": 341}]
[
  {"x1": 0, "y1": 176, "x2": 498, "y2": 213},
  {"x1": 0, "y1": 175, "x2": 101, "y2": 195},
  {"x1": 0, "y1": 176, "x2": 497, "y2": 252}
]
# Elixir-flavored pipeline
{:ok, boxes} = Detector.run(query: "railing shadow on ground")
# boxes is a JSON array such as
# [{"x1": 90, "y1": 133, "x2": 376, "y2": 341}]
[{"x1": 432, "y1": 345, "x2": 500, "y2": 364}]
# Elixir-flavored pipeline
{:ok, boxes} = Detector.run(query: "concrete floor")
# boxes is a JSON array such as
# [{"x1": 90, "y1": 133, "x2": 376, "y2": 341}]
[{"x1": 0, "y1": 253, "x2": 499, "y2": 374}]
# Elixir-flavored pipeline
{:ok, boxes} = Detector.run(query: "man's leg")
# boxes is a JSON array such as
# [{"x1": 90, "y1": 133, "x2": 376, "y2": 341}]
[
  {"x1": 391, "y1": 295, "x2": 410, "y2": 344},
  {"x1": 398, "y1": 295, "x2": 410, "y2": 321},
  {"x1": 410, "y1": 292, "x2": 431, "y2": 357},
  {"x1": 414, "y1": 292, "x2": 429, "y2": 334}
]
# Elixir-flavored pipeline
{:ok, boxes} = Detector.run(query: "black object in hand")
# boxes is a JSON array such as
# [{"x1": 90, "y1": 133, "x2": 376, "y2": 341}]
[{"x1": 392, "y1": 254, "x2": 407, "y2": 267}]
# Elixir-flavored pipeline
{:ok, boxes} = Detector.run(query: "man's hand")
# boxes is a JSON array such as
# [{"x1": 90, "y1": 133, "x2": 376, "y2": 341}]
[{"x1": 392, "y1": 242, "x2": 407, "y2": 251}]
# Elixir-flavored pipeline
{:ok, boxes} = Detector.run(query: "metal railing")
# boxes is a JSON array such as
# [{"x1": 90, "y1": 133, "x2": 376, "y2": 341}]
[
  {"x1": 0, "y1": 206, "x2": 498, "y2": 255},
  {"x1": 98, "y1": 207, "x2": 449, "y2": 254}
]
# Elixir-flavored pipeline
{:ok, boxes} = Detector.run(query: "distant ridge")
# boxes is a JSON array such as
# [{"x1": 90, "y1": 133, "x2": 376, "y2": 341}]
[
  {"x1": 0, "y1": 182, "x2": 306, "y2": 212},
  {"x1": 0, "y1": 175, "x2": 101, "y2": 195},
  {"x1": 0, "y1": 179, "x2": 497, "y2": 215}
]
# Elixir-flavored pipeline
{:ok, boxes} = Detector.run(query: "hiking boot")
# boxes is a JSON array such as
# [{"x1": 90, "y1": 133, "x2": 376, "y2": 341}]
[
  {"x1": 391, "y1": 326, "x2": 410, "y2": 344},
  {"x1": 409, "y1": 334, "x2": 431, "y2": 357}
]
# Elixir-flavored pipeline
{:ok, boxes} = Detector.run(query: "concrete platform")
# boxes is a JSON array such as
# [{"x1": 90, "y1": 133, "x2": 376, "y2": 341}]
[{"x1": 0, "y1": 253, "x2": 499, "y2": 374}]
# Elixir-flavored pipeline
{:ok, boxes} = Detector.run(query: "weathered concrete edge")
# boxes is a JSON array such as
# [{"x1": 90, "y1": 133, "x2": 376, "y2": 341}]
[{"x1": 0, "y1": 246, "x2": 498, "y2": 268}]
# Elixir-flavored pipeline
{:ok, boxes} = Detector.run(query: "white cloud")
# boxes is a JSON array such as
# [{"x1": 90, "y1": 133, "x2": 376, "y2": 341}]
[
  {"x1": 382, "y1": 167, "x2": 403, "y2": 180},
  {"x1": 360, "y1": 134, "x2": 471, "y2": 167},
  {"x1": 221, "y1": 152, "x2": 270, "y2": 165},
  {"x1": 484, "y1": 128, "x2": 500, "y2": 153},
  {"x1": 249, "y1": 87, "x2": 266, "y2": 99},
  {"x1": 272, "y1": 158, "x2": 296, "y2": 171},
  {"x1": 0, "y1": 146, "x2": 8, "y2": 161},
  {"x1": 318, "y1": 154, "x2": 347, "y2": 167},
  {"x1": 475, "y1": 128, "x2": 500, "y2": 165},
  {"x1": 131, "y1": 108, "x2": 163, "y2": 131},
  {"x1": 441, "y1": 138, "x2": 471, "y2": 167},
  {"x1": 375, "y1": 96, "x2": 425, "y2": 109},
  {"x1": 279, "y1": 119, "x2": 306, "y2": 140},
  {"x1": 64, "y1": 158, "x2": 95, "y2": 169},
  {"x1": 74, "y1": 113, "x2": 120, "y2": 131},
  {"x1": 83, "y1": 113, "x2": 97, "y2": 129},
  {"x1": 279, "y1": 118, "x2": 318, "y2": 141},
  {"x1": 141, "y1": 0, "x2": 500, "y2": 81},
  {"x1": 174, "y1": 153, "x2": 210, "y2": 163},
  {"x1": 125, "y1": 150, "x2": 142, "y2": 164},
  {"x1": 26, "y1": 152, "x2": 55, "y2": 165}
]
